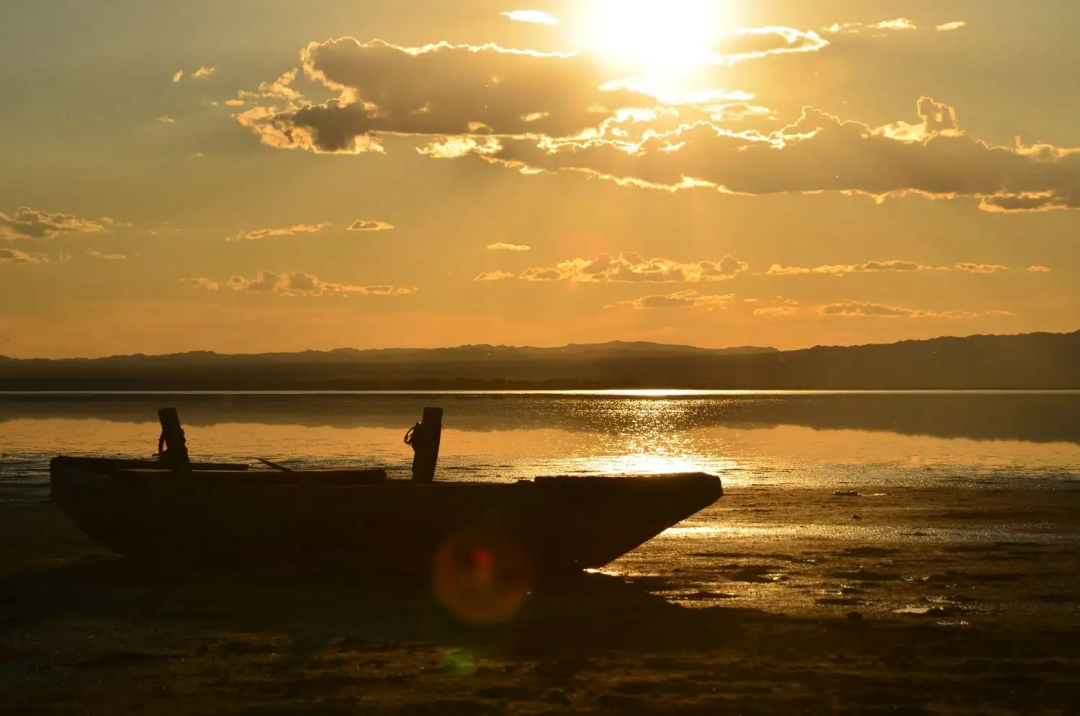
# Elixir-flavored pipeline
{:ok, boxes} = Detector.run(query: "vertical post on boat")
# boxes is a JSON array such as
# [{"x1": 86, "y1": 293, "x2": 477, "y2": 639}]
[
  {"x1": 407, "y1": 407, "x2": 443, "y2": 483},
  {"x1": 157, "y1": 407, "x2": 191, "y2": 468}
]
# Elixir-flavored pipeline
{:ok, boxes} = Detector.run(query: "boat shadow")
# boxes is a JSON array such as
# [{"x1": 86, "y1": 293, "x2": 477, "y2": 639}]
[{"x1": 0, "y1": 556, "x2": 789, "y2": 661}]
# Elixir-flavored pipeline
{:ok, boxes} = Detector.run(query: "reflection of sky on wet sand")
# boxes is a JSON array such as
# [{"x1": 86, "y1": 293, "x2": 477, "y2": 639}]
[{"x1": 605, "y1": 489, "x2": 1080, "y2": 617}]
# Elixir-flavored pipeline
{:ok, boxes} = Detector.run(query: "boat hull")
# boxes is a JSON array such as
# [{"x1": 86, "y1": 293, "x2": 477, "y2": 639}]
[{"x1": 50, "y1": 462, "x2": 722, "y2": 580}]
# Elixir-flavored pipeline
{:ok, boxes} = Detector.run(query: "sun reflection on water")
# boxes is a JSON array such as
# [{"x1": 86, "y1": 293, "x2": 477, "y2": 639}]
[
  {"x1": 4, "y1": 395, "x2": 1079, "y2": 496},
  {"x1": 578, "y1": 398, "x2": 746, "y2": 476}
]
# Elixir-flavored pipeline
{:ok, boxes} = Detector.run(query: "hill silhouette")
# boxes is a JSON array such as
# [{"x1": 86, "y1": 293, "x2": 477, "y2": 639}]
[{"x1": 1, "y1": 332, "x2": 1078, "y2": 390}]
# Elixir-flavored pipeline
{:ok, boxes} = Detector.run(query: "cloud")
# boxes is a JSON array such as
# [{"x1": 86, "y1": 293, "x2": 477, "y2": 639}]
[
  {"x1": 705, "y1": 102, "x2": 776, "y2": 122},
  {"x1": 700, "y1": 255, "x2": 750, "y2": 280},
  {"x1": 417, "y1": 135, "x2": 503, "y2": 159},
  {"x1": 347, "y1": 219, "x2": 395, "y2": 231},
  {"x1": 233, "y1": 68, "x2": 303, "y2": 106},
  {"x1": 487, "y1": 243, "x2": 530, "y2": 251},
  {"x1": 976, "y1": 191, "x2": 1076, "y2": 213},
  {"x1": 954, "y1": 263, "x2": 1008, "y2": 274},
  {"x1": 237, "y1": 103, "x2": 386, "y2": 154},
  {"x1": 0, "y1": 248, "x2": 47, "y2": 266},
  {"x1": 871, "y1": 18, "x2": 917, "y2": 30},
  {"x1": 754, "y1": 306, "x2": 799, "y2": 317},
  {"x1": 519, "y1": 267, "x2": 564, "y2": 281},
  {"x1": 252, "y1": 67, "x2": 301, "y2": 100},
  {"x1": 712, "y1": 27, "x2": 829, "y2": 64},
  {"x1": 1027, "y1": 265, "x2": 1052, "y2": 272},
  {"x1": 0, "y1": 207, "x2": 107, "y2": 241},
  {"x1": 173, "y1": 66, "x2": 216, "y2": 83},
  {"x1": 226, "y1": 271, "x2": 418, "y2": 297},
  {"x1": 465, "y1": 97, "x2": 1080, "y2": 213},
  {"x1": 767, "y1": 259, "x2": 934, "y2": 276},
  {"x1": 826, "y1": 18, "x2": 947, "y2": 34},
  {"x1": 188, "y1": 277, "x2": 221, "y2": 291},
  {"x1": 235, "y1": 38, "x2": 665, "y2": 153},
  {"x1": 986, "y1": 310, "x2": 1020, "y2": 317},
  {"x1": 818, "y1": 302, "x2": 979, "y2": 319},
  {"x1": 234, "y1": 26, "x2": 832, "y2": 156},
  {"x1": 156, "y1": 116, "x2": 175, "y2": 123},
  {"x1": 877, "y1": 97, "x2": 962, "y2": 142},
  {"x1": 520, "y1": 252, "x2": 748, "y2": 283},
  {"x1": 85, "y1": 249, "x2": 126, "y2": 260},
  {"x1": 474, "y1": 270, "x2": 515, "y2": 282},
  {"x1": 824, "y1": 23, "x2": 861, "y2": 34},
  {"x1": 501, "y1": 10, "x2": 559, "y2": 25},
  {"x1": 227, "y1": 223, "x2": 330, "y2": 242},
  {"x1": 768, "y1": 260, "x2": 1036, "y2": 276},
  {"x1": 608, "y1": 291, "x2": 735, "y2": 310}
]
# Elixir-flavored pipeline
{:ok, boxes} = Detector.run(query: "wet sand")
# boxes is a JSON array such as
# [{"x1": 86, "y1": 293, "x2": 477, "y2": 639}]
[{"x1": 3, "y1": 486, "x2": 1080, "y2": 715}]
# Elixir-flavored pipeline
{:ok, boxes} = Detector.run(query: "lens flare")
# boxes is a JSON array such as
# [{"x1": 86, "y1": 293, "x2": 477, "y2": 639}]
[
  {"x1": 433, "y1": 529, "x2": 535, "y2": 625},
  {"x1": 442, "y1": 648, "x2": 478, "y2": 677}
]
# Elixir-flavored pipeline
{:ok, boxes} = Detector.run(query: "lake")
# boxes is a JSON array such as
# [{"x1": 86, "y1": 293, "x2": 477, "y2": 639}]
[{"x1": 3, "y1": 391, "x2": 1079, "y2": 503}]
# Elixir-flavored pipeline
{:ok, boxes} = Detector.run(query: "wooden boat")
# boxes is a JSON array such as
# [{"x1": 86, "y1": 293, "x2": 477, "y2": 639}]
[{"x1": 49, "y1": 408, "x2": 723, "y2": 581}]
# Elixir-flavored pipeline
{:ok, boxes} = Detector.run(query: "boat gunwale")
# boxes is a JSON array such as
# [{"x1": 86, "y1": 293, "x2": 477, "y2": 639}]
[{"x1": 53, "y1": 466, "x2": 722, "y2": 490}]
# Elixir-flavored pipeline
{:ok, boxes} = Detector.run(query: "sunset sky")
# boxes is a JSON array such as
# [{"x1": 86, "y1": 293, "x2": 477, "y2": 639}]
[{"x1": 1, "y1": 0, "x2": 1078, "y2": 358}]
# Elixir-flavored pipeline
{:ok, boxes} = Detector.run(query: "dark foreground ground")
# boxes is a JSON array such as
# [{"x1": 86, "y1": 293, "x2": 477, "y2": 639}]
[{"x1": 2, "y1": 486, "x2": 1080, "y2": 715}]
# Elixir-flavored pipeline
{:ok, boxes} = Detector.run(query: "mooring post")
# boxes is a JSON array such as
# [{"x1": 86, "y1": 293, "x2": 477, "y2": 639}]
[
  {"x1": 407, "y1": 407, "x2": 443, "y2": 483},
  {"x1": 157, "y1": 407, "x2": 191, "y2": 467}
]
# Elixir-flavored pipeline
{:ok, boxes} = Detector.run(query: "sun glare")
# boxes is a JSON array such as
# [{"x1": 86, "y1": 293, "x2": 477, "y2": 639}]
[{"x1": 588, "y1": 0, "x2": 730, "y2": 73}]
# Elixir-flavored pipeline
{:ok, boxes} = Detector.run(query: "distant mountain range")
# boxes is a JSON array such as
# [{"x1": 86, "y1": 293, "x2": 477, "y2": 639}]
[
  {"x1": 0, "y1": 341, "x2": 775, "y2": 366},
  {"x1": 1, "y1": 332, "x2": 1078, "y2": 390}
]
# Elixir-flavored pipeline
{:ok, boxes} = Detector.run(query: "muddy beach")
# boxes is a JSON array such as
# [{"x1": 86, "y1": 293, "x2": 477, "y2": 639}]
[{"x1": 3, "y1": 484, "x2": 1079, "y2": 715}]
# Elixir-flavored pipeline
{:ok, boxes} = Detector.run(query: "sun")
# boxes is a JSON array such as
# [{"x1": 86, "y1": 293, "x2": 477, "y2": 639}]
[{"x1": 587, "y1": 0, "x2": 730, "y2": 73}]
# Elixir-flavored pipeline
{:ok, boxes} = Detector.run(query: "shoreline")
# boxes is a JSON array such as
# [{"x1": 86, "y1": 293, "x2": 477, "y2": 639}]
[
  {"x1": 4, "y1": 485, "x2": 1080, "y2": 714},
  {"x1": 5, "y1": 389, "x2": 1080, "y2": 395}
]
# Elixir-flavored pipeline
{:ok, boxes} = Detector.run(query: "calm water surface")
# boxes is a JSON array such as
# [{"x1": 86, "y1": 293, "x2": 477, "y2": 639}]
[{"x1": 3, "y1": 392, "x2": 1079, "y2": 503}]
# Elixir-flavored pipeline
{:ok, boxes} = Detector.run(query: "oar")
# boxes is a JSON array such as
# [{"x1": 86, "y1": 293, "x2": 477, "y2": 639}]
[{"x1": 256, "y1": 458, "x2": 294, "y2": 473}]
